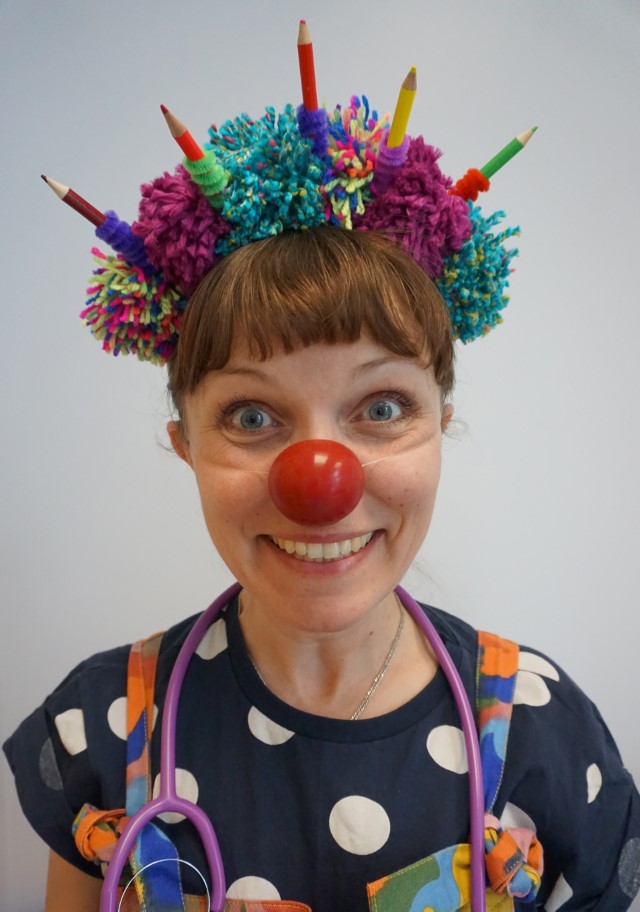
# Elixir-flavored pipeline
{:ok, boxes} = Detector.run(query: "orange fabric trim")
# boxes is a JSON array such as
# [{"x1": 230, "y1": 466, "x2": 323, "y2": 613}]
[
  {"x1": 73, "y1": 804, "x2": 127, "y2": 862},
  {"x1": 477, "y1": 631, "x2": 518, "y2": 678}
]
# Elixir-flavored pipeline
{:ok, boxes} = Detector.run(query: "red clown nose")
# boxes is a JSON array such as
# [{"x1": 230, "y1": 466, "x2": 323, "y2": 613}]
[{"x1": 268, "y1": 440, "x2": 365, "y2": 525}]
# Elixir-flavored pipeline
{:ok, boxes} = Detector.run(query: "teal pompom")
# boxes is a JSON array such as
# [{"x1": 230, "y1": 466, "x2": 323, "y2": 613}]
[
  {"x1": 436, "y1": 203, "x2": 519, "y2": 343},
  {"x1": 208, "y1": 106, "x2": 326, "y2": 254}
]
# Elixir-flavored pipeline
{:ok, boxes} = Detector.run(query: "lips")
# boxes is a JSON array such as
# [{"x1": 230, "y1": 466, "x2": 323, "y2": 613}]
[{"x1": 270, "y1": 532, "x2": 374, "y2": 562}]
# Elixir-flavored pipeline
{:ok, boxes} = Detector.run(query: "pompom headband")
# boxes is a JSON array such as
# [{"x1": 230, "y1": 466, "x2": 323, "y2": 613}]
[{"x1": 43, "y1": 20, "x2": 536, "y2": 365}]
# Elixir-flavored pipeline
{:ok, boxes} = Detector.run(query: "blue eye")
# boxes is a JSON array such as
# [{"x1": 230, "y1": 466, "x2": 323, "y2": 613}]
[
  {"x1": 233, "y1": 407, "x2": 273, "y2": 430},
  {"x1": 367, "y1": 399, "x2": 402, "y2": 422}
]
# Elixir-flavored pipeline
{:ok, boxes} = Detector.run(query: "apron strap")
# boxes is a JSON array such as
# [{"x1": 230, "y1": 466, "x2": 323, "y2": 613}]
[
  {"x1": 476, "y1": 631, "x2": 543, "y2": 901},
  {"x1": 476, "y1": 630, "x2": 519, "y2": 815},
  {"x1": 125, "y1": 632, "x2": 187, "y2": 912}
]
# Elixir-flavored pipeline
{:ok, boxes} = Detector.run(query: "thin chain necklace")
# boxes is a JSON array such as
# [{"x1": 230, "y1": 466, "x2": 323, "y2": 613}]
[
  {"x1": 350, "y1": 600, "x2": 404, "y2": 720},
  {"x1": 246, "y1": 600, "x2": 405, "y2": 721}
]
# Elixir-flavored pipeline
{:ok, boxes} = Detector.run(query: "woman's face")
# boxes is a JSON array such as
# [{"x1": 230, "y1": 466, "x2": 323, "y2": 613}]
[{"x1": 170, "y1": 335, "x2": 450, "y2": 632}]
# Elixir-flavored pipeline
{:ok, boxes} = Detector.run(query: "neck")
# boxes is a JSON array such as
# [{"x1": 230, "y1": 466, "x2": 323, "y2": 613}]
[{"x1": 238, "y1": 592, "x2": 437, "y2": 719}]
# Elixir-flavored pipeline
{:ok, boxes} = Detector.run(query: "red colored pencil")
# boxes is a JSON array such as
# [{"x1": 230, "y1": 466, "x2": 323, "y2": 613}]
[
  {"x1": 160, "y1": 104, "x2": 205, "y2": 162},
  {"x1": 41, "y1": 175, "x2": 105, "y2": 227},
  {"x1": 297, "y1": 20, "x2": 318, "y2": 110}
]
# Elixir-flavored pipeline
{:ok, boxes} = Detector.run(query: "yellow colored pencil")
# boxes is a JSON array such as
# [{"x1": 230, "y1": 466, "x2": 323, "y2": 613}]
[{"x1": 387, "y1": 67, "x2": 417, "y2": 149}]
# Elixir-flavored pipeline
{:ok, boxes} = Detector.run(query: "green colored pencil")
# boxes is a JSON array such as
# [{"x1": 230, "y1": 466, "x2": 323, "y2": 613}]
[{"x1": 480, "y1": 127, "x2": 538, "y2": 179}]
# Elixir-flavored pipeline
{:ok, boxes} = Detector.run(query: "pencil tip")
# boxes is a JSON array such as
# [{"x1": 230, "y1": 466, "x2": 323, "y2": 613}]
[
  {"x1": 160, "y1": 103, "x2": 168, "y2": 115},
  {"x1": 41, "y1": 174, "x2": 48, "y2": 182}
]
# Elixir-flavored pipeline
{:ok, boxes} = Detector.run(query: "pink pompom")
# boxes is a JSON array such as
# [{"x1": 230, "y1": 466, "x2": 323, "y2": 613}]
[
  {"x1": 357, "y1": 137, "x2": 472, "y2": 278},
  {"x1": 133, "y1": 166, "x2": 230, "y2": 295}
]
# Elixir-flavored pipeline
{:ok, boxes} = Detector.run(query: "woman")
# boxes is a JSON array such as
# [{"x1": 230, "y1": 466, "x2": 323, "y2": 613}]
[
  {"x1": 5, "y1": 227, "x2": 640, "y2": 912},
  {"x1": 4, "y1": 42, "x2": 640, "y2": 907}
]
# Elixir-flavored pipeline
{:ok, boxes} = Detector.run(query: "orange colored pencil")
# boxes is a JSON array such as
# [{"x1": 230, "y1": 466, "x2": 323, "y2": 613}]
[
  {"x1": 41, "y1": 175, "x2": 105, "y2": 227},
  {"x1": 160, "y1": 104, "x2": 205, "y2": 162},
  {"x1": 297, "y1": 20, "x2": 318, "y2": 110}
]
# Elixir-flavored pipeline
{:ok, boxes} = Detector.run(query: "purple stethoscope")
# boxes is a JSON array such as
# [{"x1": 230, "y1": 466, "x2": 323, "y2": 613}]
[{"x1": 100, "y1": 440, "x2": 487, "y2": 912}]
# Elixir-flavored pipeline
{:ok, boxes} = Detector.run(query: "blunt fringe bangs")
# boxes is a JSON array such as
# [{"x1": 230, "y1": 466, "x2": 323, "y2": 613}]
[{"x1": 168, "y1": 226, "x2": 455, "y2": 414}]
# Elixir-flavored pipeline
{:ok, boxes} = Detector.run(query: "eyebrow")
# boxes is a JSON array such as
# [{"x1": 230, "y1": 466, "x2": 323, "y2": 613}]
[{"x1": 215, "y1": 366, "x2": 272, "y2": 380}]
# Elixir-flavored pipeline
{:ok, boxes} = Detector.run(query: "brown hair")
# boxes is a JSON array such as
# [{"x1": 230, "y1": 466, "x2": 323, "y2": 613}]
[{"x1": 167, "y1": 226, "x2": 455, "y2": 417}]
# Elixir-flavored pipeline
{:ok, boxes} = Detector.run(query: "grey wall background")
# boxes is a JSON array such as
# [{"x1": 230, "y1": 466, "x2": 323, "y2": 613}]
[{"x1": 1, "y1": 1, "x2": 638, "y2": 908}]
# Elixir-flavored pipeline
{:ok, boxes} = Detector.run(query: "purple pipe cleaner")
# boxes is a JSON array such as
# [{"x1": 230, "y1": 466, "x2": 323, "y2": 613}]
[
  {"x1": 356, "y1": 137, "x2": 472, "y2": 279},
  {"x1": 96, "y1": 211, "x2": 152, "y2": 271},
  {"x1": 297, "y1": 104, "x2": 330, "y2": 159},
  {"x1": 133, "y1": 166, "x2": 230, "y2": 296},
  {"x1": 371, "y1": 134, "x2": 410, "y2": 195}
]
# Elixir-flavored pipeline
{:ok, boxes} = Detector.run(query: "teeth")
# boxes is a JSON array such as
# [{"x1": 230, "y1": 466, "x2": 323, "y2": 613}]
[{"x1": 272, "y1": 533, "x2": 374, "y2": 562}]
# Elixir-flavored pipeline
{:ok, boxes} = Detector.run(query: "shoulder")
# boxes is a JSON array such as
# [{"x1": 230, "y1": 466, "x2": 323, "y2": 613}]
[
  {"x1": 421, "y1": 601, "x2": 633, "y2": 796},
  {"x1": 2, "y1": 608, "x2": 209, "y2": 873}
]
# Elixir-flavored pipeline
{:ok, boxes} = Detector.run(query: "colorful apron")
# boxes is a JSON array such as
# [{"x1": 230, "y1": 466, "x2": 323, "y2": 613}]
[{"x1": 73, "y1": 629, "x2": 543, "y2": 911}]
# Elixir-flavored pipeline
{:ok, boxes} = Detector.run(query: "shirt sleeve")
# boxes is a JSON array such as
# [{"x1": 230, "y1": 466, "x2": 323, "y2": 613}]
[
  {"x1": 497, "y1": 647, "x2": 640, "y2": 912},
  {"x1": 3, "y1": 650, "x2": 129, "y2": 876}
]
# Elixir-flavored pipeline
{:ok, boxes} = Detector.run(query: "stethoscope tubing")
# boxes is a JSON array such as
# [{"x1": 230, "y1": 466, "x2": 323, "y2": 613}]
[
  {"x1": 100, "y1": 581, "x2": 486, "y2": 912},
  {"x1": 395, "y1": 585, "x2": 485, "y2": 912}
]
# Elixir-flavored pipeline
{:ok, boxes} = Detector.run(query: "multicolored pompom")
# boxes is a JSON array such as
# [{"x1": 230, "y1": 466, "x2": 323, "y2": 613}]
[
  {"x1": 324, "y1": 96, "x2": 389, "y2": 229},
  {"x1": 81, "y1": 249, "x2": 187, "y2": 364}
]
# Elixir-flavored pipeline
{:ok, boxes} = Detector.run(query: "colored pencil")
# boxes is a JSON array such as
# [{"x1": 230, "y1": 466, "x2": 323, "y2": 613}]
[
  {"x1": 297, "y1": 20, "x2": 318, "y2": 110},
  {"x1": 387, "y1": 67, "x2": 417, "y2": 149},
  {"x1": 481, "y1": 127, "x2": 538, "y2": 179},
  {"x1": 161, "y1": 104, "x2": 205, "y2": 162},
  {"x1": 41, "y1": 175, "x2": 105, "y2": 227}
]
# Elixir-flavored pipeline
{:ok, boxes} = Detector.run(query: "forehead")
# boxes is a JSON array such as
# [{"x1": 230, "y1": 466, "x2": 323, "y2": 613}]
[{"x1": 194, "y1": 336, "x2": 438, "y2": 401}]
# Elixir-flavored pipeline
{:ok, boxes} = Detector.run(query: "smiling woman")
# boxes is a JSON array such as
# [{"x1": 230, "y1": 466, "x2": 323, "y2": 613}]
[
  {"x1": 3, "y1": 20, "x2": 640, "y2": 912},
  {"x1": 6, "y1": 222, "x2": 639, "y2": 912}
]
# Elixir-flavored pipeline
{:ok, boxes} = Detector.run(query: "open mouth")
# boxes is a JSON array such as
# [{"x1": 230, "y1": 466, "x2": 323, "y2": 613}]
[{"x1": 270, "y1": 532, "x2": 374, "y2": 562}]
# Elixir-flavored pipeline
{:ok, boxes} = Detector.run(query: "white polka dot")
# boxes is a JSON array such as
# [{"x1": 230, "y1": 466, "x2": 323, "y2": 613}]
[
  {"x1": 329, "y1": 796, "x2": 390, "y2": 855},
  {"x1": 247, "y1": 707, "x2": 295, "y2": 745},
  {"x1": 586, "y1": 763, "x2": 603, "y2": 803},
  {"x1": 226, "y1": 876, "x2": 281, "y2": 900},
  {"x1": 107, "y1": 697, "x2": 158, "y2": 741},
  {"x1": 195, "y1": 619, "x2": 228, "y2": 660},
  {"x1": 152, "y1": 768, "x2": 199, "y2": 824},
  {"x1": 426, "y1": 725, "x2": 468, "y2": 774},
  {"x1": 54, "y1": 708, "x2": 87, "y2": 755},
  {"x1": 619, "y1": 837, "x2": 640, "y2": 899},
  {"x1": 545, "y1": 873, "x2": 573, "y2": 912},
  {"x1": 500, "y1": 801, "x2": 536, "y2": 832},
  {"x1": 518, "y1": 652, "x2": 559, "y2": 681},
  {"x1": 513, "y1": 670, "x2": 551, "y2": 706},
  {"x1": 39, "y1": 738, "x2": 63, "y2": 790}
]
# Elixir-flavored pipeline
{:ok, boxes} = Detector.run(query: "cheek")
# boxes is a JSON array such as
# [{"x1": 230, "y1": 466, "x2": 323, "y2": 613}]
[
  {"x1": 193, "y1": 464, "x2": 270, "y2": 541},
  {"x1": 367, "y1": 448, "x2": 442, "y2": 513}
]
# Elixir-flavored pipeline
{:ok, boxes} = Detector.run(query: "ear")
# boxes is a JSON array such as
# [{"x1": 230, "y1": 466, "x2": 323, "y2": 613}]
[
  {"x1": 441, "y1": 403, "x2": 454, "y2": 433},
  {"x1": 167, "y1": 421, "x2": 193, "y2": 468}
]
